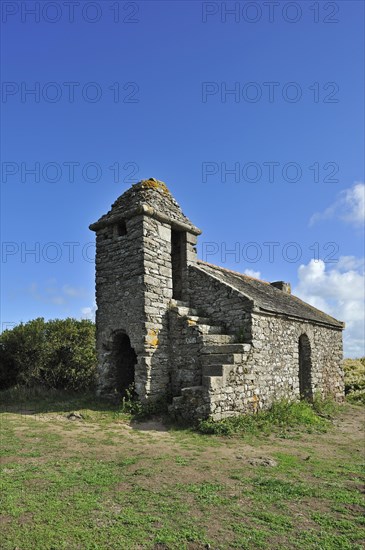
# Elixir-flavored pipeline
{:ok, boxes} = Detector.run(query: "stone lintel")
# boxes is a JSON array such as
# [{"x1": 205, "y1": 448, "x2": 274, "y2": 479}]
[{"x1": 90, "y1": 204, "x2": 202, "y2": 235}]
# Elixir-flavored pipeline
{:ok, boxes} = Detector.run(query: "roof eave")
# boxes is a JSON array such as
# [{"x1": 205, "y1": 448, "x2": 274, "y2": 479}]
[
  {"x1": 89, "y1": 204, "x2": 202, "y2": 235},
  {"x1": 254, "y1": 306, "x2": 345, "y2": 330}
]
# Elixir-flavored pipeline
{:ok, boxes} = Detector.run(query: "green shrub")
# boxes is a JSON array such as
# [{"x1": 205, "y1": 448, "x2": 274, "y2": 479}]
[
  {"x1": 265, "y1": 398, "x2": 327, "y2": 426},
  {"x1": 343, "y1": 358, "x2": 365, "y2": 402},
  {"x1": 346, "y1": 388, "x2": 365, "y2": 405},
  {"x1": 0, "y1": 318, "x2": 96, "y2": 391},
  {"x1": 312, "y1": 392, "x2": 342, "y2": 417},
  {"x1": 120, "y1": 384, "x2": 143, "y2": 416}
]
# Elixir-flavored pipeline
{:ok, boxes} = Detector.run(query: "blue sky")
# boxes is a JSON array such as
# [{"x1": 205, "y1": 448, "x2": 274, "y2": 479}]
[{"x1": 1, "y1": 0, "x2": 364, "y2": 357}]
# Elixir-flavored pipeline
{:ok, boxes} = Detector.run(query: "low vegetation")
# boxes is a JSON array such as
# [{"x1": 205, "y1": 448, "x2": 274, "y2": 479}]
[
  {"x1": 1, "y1": 389, "x2": 364, "y2": 549},
  {"x1": 0, "y1": 322, "x2": 364, "y2": 547},
  {"x1": 343, "y1": 357, "x2": 365, "y2": 404},
  {"x1": 198, "y1": 396, "x2": 341, "y2": 437},
  {"x1": 0, "y1": 318, "x2": 96, "y2": 391}
]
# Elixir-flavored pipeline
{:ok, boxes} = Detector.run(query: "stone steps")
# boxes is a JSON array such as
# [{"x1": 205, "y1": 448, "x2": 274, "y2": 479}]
[
  {"x1": 170, "y1": 300, "x2": 253, "y2": 421},
  {"x1": 170, "y1": 299, "x2": 190, "y2": 308},
  {"x1": 170, "y1": 300, "x2": 211, "y2": 322},
  {"x1": 201, "y1": 334, "x2": 237, "y2": 344},
  {"x1": 186, "y1": 315, "x2": 212, "y2": 325},
  {"x1": 201, "y1": 352, "x2": 245, "y2": 367},
  {"x1": 171, "y1": 305, "x2": 200, "y2": 317},
  {"x1": 202, "y1": 374, "x2": 221, "y2": 389},
  {"x1": 169, "y1": 385, "x2": 208, "y2": 421},
  {"x1": 202, "y1": 364, "x2": 224, "y2": 377},
  {"x1": 181, "y1": 385, "x2": 204, "y2": 395},
  {"x1": 196, "y1": 324, "x2": 226, "y2": 335},
  {"x1": 172, "y1": 385, "x2": 204, "y2": 401},
  {"x1": 201, "y1": 343, "x2": 251, "y2": 355},
  {"x1": 202, "y1": 368, "x2": 233, "y2": 389}
]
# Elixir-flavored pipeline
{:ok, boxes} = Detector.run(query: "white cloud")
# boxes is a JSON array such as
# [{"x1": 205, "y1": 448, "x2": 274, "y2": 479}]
[
  {"x1": 294, "y1": 257, "x2": 365, "y2": 358},
  {"x1": 50, "y1": 296, "x2": 66, "y2": 305},
  {"x1": 310, "y1": 182, "x2": 365, "y2": 227},
  {"x1": 62, "y1": 285, "x2": 87, "y2": 298},
  {"x1": 28, "y1": 282, "x2": 65, "y2": 305},
  {"x1": 81, "y1": 304, "x2": 96, "y2": 321},
  {"x1": 336, "y1": 255, "x2": 365, "y2": 272},
  {"x1": 244, "y1": 269, "x2": 261, "y2": 279},
  {"x1": 28, "y1": 282, "x2": 89, "y2": 308}
]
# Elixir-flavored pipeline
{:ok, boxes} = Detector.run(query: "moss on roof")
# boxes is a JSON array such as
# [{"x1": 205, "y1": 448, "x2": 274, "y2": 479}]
[
  {"x1": 90, "y1": 178, "x2": 200, "y2": 233},
  {"x1": 139, "y1": 178, "x2": 171, "y2": 195}
]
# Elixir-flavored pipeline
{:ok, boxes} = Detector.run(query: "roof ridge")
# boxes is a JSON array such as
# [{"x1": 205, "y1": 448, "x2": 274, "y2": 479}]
[
  {"x1": 197, "y1": 259, "x2": 270, "y2": 285},
  {"x1": 196, "y1": 261, "x2": 344, "y2": 328}
]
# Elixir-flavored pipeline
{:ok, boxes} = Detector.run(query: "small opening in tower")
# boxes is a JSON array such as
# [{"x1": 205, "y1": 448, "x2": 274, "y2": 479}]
[
  {"x1": 116, "y1": 220, "x2": 127, "y2": 237},
  {"x1": 171, "y1": 229, "x2": 186, "y2": 300}
]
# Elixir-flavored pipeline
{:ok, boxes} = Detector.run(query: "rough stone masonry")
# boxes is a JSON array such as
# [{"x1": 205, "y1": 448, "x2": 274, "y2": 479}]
[{"x1": 90, "y1": 178, "x2": 345, "y2": 422}]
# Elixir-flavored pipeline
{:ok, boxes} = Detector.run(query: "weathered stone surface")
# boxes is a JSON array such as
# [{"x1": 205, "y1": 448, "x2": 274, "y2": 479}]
[
  {"x1": 248, "y1": 457, "x2": 278, "y2": 467},
  {"x1": 89, "y1": 178, "x2": 345, "y2": 422}
]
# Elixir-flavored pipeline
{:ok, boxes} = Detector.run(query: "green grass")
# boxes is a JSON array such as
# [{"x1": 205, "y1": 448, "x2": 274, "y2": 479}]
[
  {"x1": 197, "y1": 397, "x2": 337, "y2": 437},
  {"x1": 0, "y1": 389, "x2": 364, "y2": 549}
]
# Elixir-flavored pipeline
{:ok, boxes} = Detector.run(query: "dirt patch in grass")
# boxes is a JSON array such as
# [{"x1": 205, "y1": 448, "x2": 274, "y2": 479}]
[
  {"x1": 131, "y1": 418, "x2": 170, "y2": 432},
  {"x1": 1, "y1": 402, "x2": 364, "y2": 549},
  {"x1": 0, "y1": 515, "x2": 12, "y2": 525}
]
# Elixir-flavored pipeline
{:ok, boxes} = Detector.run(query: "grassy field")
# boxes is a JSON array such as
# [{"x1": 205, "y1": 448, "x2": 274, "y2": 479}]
[{"x1": 0, "y1": 390, "x2": 364, "y2": 549}]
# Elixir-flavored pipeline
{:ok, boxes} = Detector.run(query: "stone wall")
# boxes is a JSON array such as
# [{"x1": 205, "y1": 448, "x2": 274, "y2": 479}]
[
  {"x1": 188, "y1": 265, "x2": 253, "y2": 341},
  {"x1": 207, "y1": 312, "x2": 344, "y2": 420},
  {"x1": 168, "y1": 308, "x2": 204, "y2": 395},
  {"x1": 94, "y1": 214, "x2": 146, "y2": 397},
  {"x1": 93, "y1": 204, "x2": 200, "y2": 401},
  {"x1": 141, "y1": 215, "x2": 199, "y2": 398},
  {"x1": 249, "y1": 313, "x2": 344, "y2": 405},
  {"x1": 183, "y1": 266, "x2": 344, "y2": 421},
  {"x1": 141, "y1": 215, "x2": 172, "y2": 399}
]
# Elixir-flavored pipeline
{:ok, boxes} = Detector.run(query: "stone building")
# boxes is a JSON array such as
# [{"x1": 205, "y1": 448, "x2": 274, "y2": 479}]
[{"x1": 89, "y1": 178, "x2": 344, "y2": 421}]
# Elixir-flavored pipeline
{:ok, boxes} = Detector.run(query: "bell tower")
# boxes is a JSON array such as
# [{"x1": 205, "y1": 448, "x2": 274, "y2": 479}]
[{"x1": 89, "y1": 178, "x2": 201, "y2": 401}]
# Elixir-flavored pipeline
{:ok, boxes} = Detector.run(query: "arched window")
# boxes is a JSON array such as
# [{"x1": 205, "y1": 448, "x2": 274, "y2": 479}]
[{"x1": 298, "y1": 334, "x2": 312, "y2": 400}]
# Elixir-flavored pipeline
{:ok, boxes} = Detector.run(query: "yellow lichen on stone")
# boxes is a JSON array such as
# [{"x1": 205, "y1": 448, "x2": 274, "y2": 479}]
[
  {"x1": 147, "y1": 328, "x2": 159, "y2": 347},
  {"x1": 140, "y1": 178, "x2": 170, "y2": 195},
  {"x1": 187, "y1": 319, "x2": 197, "y2": 326},
  {"x1": 251, "y1": 394, "x2": 259, "y2": 413}
]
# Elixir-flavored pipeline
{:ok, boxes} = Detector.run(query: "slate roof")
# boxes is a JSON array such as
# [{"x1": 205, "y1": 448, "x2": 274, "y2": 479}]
[
  {"x1": 197, "y1": 261, "x2": 344, "y2": 329},
  {"x1": 90, "y1": 179, "x2": 201, "y2": 234}
]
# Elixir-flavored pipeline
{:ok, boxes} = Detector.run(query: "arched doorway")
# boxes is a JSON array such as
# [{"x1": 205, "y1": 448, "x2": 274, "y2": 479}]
[
  {"x1": 110, "y1": 332, "x2": 137, "y2": 396},
  {"x1": 298, "y1": 334, "x2": 312, "y2": 400}
]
